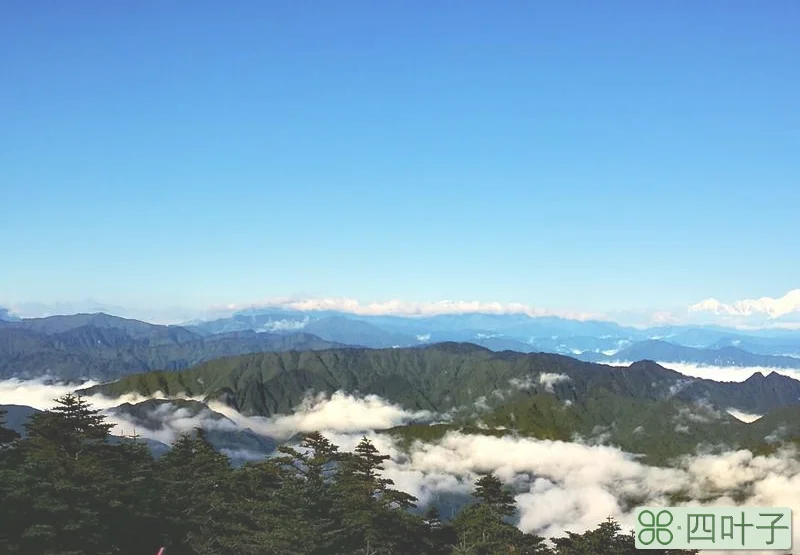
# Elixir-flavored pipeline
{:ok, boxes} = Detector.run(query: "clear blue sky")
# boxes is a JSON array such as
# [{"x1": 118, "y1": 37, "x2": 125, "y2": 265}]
[{"x1": 2, "y1": 1, "x2": 799, "y2": 314}]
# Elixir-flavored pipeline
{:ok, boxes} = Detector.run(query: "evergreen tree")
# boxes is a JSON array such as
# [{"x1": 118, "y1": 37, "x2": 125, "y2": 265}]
[
  {"x1": 472, "y1": 474, "x2": 517, "y2": 518},
  {"x1": 5, "y1": 394, "x2": 135, "y2": 554},
  {"x1": 450, "y1": 474, "x2": 549, "y2": 555},
  {"x1": 423, "y1": 504, "x2": 459, "y2": 552},
  {"x1": 0, "y1": 407, "x2": 710, "y2": 555},
  {"x1": 254, "y1": 432, "x2": 346, "y2": 554},
  {"x1": 94, "y1": 435, "x2": 166, "y2": 554},
  {"x1": 156, "y1": 428, "x2": 259, "y2": 555},
  {"x1": 552, "y1": 518, "x2": 698, "y2": 555},
  {"x1": 334, "y1": 436, "x2": 425, "y2": 554}
]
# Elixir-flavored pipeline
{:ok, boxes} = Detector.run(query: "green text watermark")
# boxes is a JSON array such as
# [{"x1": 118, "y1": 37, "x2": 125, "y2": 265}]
[{"x1": 635, "y1": 507, "x2": 792, "y2": 550}]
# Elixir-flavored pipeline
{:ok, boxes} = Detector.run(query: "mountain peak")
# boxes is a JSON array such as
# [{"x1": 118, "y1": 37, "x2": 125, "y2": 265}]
[{"x1": 421, "y1": 341, "x2": 492, "y2": 354}]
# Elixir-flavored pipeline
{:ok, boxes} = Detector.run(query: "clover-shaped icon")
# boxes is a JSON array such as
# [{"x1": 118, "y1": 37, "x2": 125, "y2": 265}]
[{"x1": 638, "y1": 509, "x2": 674, "y2": 545}]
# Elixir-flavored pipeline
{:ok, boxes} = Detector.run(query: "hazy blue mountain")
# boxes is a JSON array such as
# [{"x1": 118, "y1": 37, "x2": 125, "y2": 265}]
[
  {"x1": 188, "y1": 308, "x2": 800, "y2": 357},
  {"x1": 342, "y1": 312, "x2": 634, "y2": 340},
  {"x1": 302, "y1": 316, "x2": 421, "y2": 347},
  {"x1": 590, "y1": 339, "x2": 800, "y2": 368},
  {"x1": 189, "y1": 309, "x2": 636, "y2": 339},
  {"x1": 0, "y1": 317, "x2": 346, "y2": 380},
  {"x1": 707, "y1": 337, "x2": 800, "y2": 357},
  {"x1": 9, "y1": 312, "x2": 200, "y2": 345},
  {"x1": 5, "y1": 309, "x2": 800, "y2": 385},
  {"x1": 470, "y1": 336, "x2": 538, "y2": 353},
  {"x1": 189, "y1": 308, "x2": 329, "y2": 334}
]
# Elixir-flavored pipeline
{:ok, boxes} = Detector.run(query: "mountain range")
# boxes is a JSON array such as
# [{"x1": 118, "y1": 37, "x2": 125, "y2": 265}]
[
  {"x1": 4, "y1": 307, "x2": 800, "y2": 468},
  {"x1": 2, "y1": 309, "x2": 800, "y2": 383},
  {"x1": 187, "y1": 307, "x2": 800, "y2": 350},
  {"x1": 75, "y1": 343, "x2": 800, "y2": 465},
  {"x1": 0, "y1": 313, "x2": 345, "y2": 380}
]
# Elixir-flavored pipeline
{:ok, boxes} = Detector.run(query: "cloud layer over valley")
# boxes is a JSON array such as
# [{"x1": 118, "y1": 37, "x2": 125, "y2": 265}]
[{"x1": 608, "y1": 360, "x2": 800, "y2": 383}]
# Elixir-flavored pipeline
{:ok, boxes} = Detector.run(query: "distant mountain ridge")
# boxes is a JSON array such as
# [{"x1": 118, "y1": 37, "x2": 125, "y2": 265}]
[
  {"x1": 78, "y1": 343, "x2": 800, "y2": 464},
  {"x1": 0, "y1": 313, "x2": 347, "y2": 380},
  {"x1": 577, "y1": 339, "x2": 800, "y2": 368},
  {"x1": 2, "y1": 309, "x2": 800, "y2": 384},
  {"x1": 187, "y1": 307, "x2": 800, "y2": 359}
]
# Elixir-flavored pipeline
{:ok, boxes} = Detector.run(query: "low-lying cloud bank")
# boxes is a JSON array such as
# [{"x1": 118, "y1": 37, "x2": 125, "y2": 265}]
[
  {"x1": 207, "y1": 391, "x2": 437, "y2": 441},
  {"x1": 3, "y1": 377, "x2": 800, "y2": 554},
  {"x1": 607, "y1": 361, "x2": 800, "y2": 383},
  {"x1": 320, "y1": 431, "x2": 800, "y2": 555},
  {"x1": 0, "y1": 378, "x2": 436, "y2": 445},
  {"x1": 509, "y1": 372, "x2": 571, "y2": 393}
]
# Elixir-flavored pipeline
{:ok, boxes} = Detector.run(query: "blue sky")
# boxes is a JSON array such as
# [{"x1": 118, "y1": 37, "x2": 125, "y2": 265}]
[{"x1": 2, "y1": 1, "x2": 799, "y2": 317}]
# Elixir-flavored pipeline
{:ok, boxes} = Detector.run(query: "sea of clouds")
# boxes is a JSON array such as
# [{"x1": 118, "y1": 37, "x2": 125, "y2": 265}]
[
  {"x1": 2, "y1": 367, "x2": 799, "y2": 555},
  {"x1": 607, "y1": 360, "x2": 800, "y2": 383}
]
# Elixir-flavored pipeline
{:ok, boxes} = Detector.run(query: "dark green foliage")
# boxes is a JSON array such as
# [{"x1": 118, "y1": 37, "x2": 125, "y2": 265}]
[
  {"x1": 450, "y1": 474, "x2": 549, "y2": 554},
  {"x1": 0, "y1": 395, "x2": 711, "y2": 555},
  {"x1": 79, "y1": 346, "x2": 800, "y2": 464},
  {"x1": 3, "y1": 394, "x2": 161, "y2": 554},
  {"x1": 472, "y1": 474, "x2": 517, "y2": 518},
  {"x1": 552, "y1": 517, "x2": 698, "y2": 555}
]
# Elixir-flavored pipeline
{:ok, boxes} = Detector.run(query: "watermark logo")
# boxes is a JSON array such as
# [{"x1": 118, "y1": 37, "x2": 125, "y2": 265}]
[{"x1": 635, "y1": 507, "x2": 792, "y2": 550}]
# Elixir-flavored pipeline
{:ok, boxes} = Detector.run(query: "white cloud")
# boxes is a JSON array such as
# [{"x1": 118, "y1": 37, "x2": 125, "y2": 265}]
[
  {"x1": 606, "y1": 361, "x2": 800, "y2": 383},
  {"x1": 538, "y1": 372, "x2": 571, "y2": 392},
  {"x1": 0, "y1": 377, "x2": 101, "y2": 409},
  {"x1": 210, "y1": 297, "x2": 605, "y2": 321},
  {"x1": 105, "y1": 402, "x2": 240, "y2": 445},
  {"x1": 508, "y1": 372, "x2": 571, "y2": 393},
  {"x1": 0, "y1": 377, "x2": 209, "y2": 443},
  {"x1": 319, "y1": 431, "x2": 800, "y2": 554},
  {"x1": 689, "y1": 289, "x2": 800, "y2": 320},
  {"x1": 674, "y1": 401, "x2": 723, "y2": 425},
  {"x1": 258, "y1": 318, "x2": 309, "y2": 332},
  {"x1": 727, "y1": 409, "x2": 763, "y2": 423},
  {"x1": 509, "y1": 376, "x2": 536, "y2": 390},
  {"x1": 8, "y1": 289, "x2": 800, "y2": 330},
  {"x1": 207, "y1": 391, "x2": 435, "y2": 441}
]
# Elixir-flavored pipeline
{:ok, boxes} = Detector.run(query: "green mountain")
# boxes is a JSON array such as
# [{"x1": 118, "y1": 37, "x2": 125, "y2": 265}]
[{"x1": 80, "y1": 343, "x2": 800, "y2": 464}]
